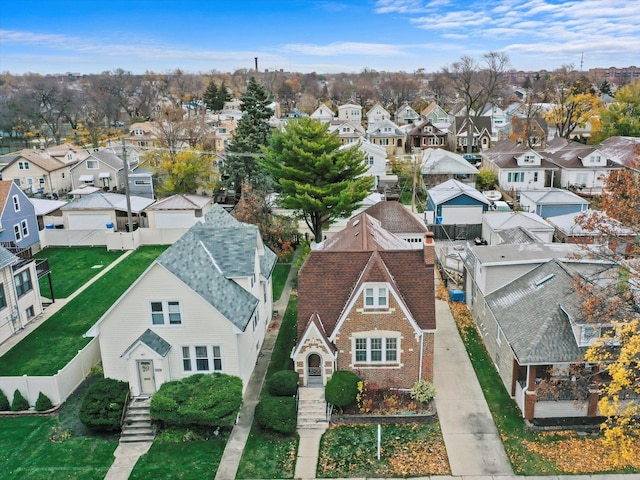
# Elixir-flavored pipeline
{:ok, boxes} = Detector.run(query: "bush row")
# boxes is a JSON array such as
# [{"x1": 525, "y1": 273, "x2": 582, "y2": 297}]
[{"x1": 0, "y1": 388, "x2": 54, "y2": 412}]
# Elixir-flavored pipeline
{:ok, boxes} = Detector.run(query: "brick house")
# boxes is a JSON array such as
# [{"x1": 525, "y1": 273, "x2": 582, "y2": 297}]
[{"x1": 292, "y1": 213, "x2": 436, "y2": 389}]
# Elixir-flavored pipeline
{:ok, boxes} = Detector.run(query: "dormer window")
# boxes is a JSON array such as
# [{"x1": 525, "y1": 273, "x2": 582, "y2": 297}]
[
  {"x1": 523, "y1": 155, "x2": 535, "y2": 163},
  {"x1": 364, "y1": 285, "x2": 388, "y2": 309}
]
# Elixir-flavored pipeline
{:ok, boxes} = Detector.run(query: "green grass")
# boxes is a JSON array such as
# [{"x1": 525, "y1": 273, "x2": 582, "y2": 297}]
[
  {"x1": 0, "y1": 246, "x2": 168, "y2": 376},
  {"x1": 272, "y1": 263, "x2": 291, "y2": 301},
  {"x1": 129, "y1": 431, "x2": 229, "y2": 480},
  {"x1": 236, "y1": 288, "x2": 299, "y2": 478},
  {"x1": 0, "y1": 376, "x2": 118, "y2": 479},
  {"x1": 35, "y1": 247, "x2": 124, "y2": 298}
]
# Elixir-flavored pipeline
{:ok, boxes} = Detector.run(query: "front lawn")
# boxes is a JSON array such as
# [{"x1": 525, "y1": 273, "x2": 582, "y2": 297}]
[
  {"x1": 317, "y1": 423, "x2": 449, "y2": 478},
  {"x1": 0, "y1": 246, "x2": 167, "y2": 376},
  {"x1": 129, "y1": 429, "x2": 229, "y2": 480},
  {"x1": 236, "y1": 296, "x2": 299, "y2": 479},
  {"x1": 0, "y1": 376, "x2": 118, "y2": 479},
  {"x1": 35, "y1": 247, "x2": 124, "y2": 298}
]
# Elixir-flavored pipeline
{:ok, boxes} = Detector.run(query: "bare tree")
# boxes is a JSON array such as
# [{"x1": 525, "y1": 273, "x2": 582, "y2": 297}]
[{"x1": 444, "y1": 52, "x2": 510, "y2": 153}]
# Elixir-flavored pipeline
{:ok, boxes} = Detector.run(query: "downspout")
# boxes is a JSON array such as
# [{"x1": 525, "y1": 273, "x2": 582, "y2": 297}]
[{"x1": 418, "y1": 331, "x2": 424, "y2": 381}]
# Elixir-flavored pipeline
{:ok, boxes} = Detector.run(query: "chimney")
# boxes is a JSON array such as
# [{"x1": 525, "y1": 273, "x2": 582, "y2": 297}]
[{"x1": 423, "y1": 231, "x2": 435, "y2": 265}]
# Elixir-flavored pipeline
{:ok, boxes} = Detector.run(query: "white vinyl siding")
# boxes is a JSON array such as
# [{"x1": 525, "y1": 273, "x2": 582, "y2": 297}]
[
  {"x1": 181, "y1": 345, "x2": 222, "y2": 372},
  {"x1": 150, "y1": 300, "x2": 182, "y2": 325}
]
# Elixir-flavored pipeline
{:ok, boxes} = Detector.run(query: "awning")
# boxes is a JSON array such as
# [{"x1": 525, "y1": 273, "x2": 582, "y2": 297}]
[
  {"x1": 79, "y1": 175, "x2": 94, "y2": 182},
  {"x1": 99, "y1": 172, "x2": 111, "y2": 179}
]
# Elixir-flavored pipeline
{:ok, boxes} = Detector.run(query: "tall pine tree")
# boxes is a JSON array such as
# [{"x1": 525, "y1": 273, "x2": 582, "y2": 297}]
[
  {"x1": 203, "y1": 80, "x2": 219, "y2": 112},
  {"x1": 223, "y1": 77, "x2": 273, "y2": 191},
  {"x1": 260, "y1": 117, "x2": 373, "y2": 242}
]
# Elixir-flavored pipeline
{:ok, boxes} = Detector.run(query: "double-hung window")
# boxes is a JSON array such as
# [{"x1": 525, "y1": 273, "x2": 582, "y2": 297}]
[
  {"x1": 354, "y1": 337, "x2": 399, "y2": 364},
  {"x1": 0, "y1": 284, "x2": 6, "y2": 309},
  {"x1": 13, "y1": 195, "x2": 20, "y2": 212},
  {"x1": 182, "y1": 345, "x2": 222, "y2": 372},
  {"x1": 364, "y1": 285, "x2": 388, "y2": 309},
  {"x1": 150, "y1": 300, "x2": 182, "y2": 325},
  {"x1": 508, "y1": 172, "x2": 525, "y2": 182},
  {"x1": 14, "y1": 269, "x2": 32, "y2": 297}
]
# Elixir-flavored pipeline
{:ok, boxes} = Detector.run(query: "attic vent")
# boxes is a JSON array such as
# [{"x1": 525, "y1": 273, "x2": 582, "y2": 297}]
[{"x1": 534, "y1": 274, "x2": 555, "y2": 287}]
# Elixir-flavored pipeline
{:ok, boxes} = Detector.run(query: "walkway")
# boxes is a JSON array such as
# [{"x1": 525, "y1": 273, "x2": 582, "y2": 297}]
[
  {"x1": 214, "y1": 255, "x2": 299, "y2": 480},
  {"x1": 0, "y1": 249, "x2": 133, "y2": 357}
]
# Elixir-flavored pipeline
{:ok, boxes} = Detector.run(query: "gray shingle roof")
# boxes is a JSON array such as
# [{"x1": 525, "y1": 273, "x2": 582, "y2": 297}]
[
  {"x1": 485, "y1": 260, "x2": 584, "y2": 364},
  {"x1": 0, "y1": 246, "x2": 18, "y2": 270},
  {"x1": 156, "y1": 203, "x2": 276, "y2": 331},
  {"x1": 122, "y1": 329, "x2": 171, "y2": 357}
]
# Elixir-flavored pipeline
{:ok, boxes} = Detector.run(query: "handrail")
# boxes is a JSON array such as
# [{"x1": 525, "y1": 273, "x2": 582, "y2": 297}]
[{"x1": 120, "y1": 389, "x2": 131, "y2": 428}]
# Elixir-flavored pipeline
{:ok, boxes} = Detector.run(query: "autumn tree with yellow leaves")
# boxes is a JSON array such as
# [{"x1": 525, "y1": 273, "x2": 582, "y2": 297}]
[
  {"x1": 546, "y1": 73, "x2": 602, "y2": 139},
  {"x1": 146, "y1": 148, "x2": 219, "y2": 198}
]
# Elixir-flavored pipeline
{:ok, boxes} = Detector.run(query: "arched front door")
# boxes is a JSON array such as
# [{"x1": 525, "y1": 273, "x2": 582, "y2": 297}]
[{"x1": 306, "y1": 353, "x2": 323, "y2": 386}]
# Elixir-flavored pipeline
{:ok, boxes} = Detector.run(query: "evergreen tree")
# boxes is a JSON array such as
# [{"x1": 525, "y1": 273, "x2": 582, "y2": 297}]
[
  {"x1": 217, "y1": 80, "x2": 231, "y2": 110},
  {"x1": 203, "y1": 80, "x2": 219, "y2": 112},
  {"x1": 223, "y1": 77, "x2": 273, "y2": 191},
  {"x1": 260, "y1": 118, "x2": 373, "y2": 242}
]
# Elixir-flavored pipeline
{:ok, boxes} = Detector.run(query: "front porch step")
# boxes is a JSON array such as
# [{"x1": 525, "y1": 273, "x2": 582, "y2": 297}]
[
  {"x1": 120, "y1": 396, "x2": 155, "y2": 443},
  {"x1": 297, "y1": 387, "x2": 329, "y2": 430}
]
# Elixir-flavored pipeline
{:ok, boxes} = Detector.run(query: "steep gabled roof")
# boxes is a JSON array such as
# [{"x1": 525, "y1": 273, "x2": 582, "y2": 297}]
[
  {"x1": 420, "y1": 148, "x2": 479, "y2": 175},
  {"x1": 428, "y1": 179, "x2": 491, "y2": 206},
  {"x1": 322, "y1": 213, "x2": 410, "y2": 251},
  {"x1": 483, "y1": 139, "x2": 557, "y2": 170},
  {"x1": 121, "y1": 329, "x2": 171, "y2": 358}
]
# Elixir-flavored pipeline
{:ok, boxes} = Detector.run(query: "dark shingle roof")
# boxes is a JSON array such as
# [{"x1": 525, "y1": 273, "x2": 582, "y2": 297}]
[
  {"x1": 122, "y1": 329, "x2": 171, "y2": 357},
  {"x1": 363, "y1": 201, "x2": 428, "y2": 234}
]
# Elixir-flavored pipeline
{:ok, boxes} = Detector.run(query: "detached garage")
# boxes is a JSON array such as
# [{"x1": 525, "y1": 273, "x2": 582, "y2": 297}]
[
  {"x1": 425, "y1": 179, "x2": 492, "y2": 240},
  {"x1": 146, "y1": 194, "x2": 214, "y2": 229},
  {"x1": 61, "y1": 192, "x2": 155, "y2": 231}
]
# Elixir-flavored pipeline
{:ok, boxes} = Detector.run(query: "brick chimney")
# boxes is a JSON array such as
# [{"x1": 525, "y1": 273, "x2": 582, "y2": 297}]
[{"x1": 423, "y1": 231, "x2": 435, "y2": 265}]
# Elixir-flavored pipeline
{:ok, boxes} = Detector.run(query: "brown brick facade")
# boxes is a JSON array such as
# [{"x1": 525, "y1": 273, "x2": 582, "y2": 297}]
[{"x1": 332, "y1": 290, "x2": 434, "y2": 390}]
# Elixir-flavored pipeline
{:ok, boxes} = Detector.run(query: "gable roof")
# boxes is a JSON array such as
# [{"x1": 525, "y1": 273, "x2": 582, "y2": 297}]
[
  {"x1": 156, "y1": 204, "x2": 276, "y2": 330},
  {"x1": 367, "y1": 118, "x2": 404, "y2": 136},
  {"x1": 455, "y1": 116, "x2": 492, "y2": 136},
  {"x1": 0, "y1": 246, "x2": 19, "y2": 270},
  {"x1": 485, "y1": 259, "x2": 584, "y2": 364},
  {"x1": 428, "y1": 179, "x2": 491, "y2": 206},
  {"x1": 597, "y1": 136, "x2": 640, "y2": 170},
  {"x1": 322, "y1": 213, "x2": 410, "y2": 251},
  {"x1": 483, "y1": 139, "x2": 557, "y2": 170},
  {"x1": 483, "y1": 211, "x2": 553, "y2": 232},
  {"x1": 2, "y1": 149, "x2": 70, "y2": 173},
  {"x1": 420, "y1": 148, "x2": 479, "y2": 175},
  {"x1": 519, "y1": 188, "x2": 589, "y2": 206},
  {"x1": 541, "y1": 137, "x2": 620, "y2": 169},
  {"x1": 147, "y1": 194, "x2": 213, "y2": 211},
  {"x1": 298, "y1": 248, "x2": 435, "y2": 340},
  {"x1": 363, "y1": 200, "x2": 428, "y2": 234},
  {"x1": 122, "y1": 329, "x2": 171, "y2": 358},
  {"x1": 61, "y1": 192, "x2": 156, "y2": 213},
  {"x1": 75, "y1": 150, "x2": 125, "y2": 171},
  {"x1": 546, "y1": 210, "x2": 636, "y2": 237}
]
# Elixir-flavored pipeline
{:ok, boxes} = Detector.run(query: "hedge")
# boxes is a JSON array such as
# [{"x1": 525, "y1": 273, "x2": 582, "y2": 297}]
[
  {"x1": 0, "y1": 389, "x2": 9, "y2": 411},
  {"x1": 11, "y1": 389, "x2": 30, "y2": 411},
  {"x1": 35, "y1": 392, "x2": 54, "y2": 411},
  {"x1": 325, "y1": 370, "x2": 360, "y2": 408},
  {"x1": 150, "y1": 373, "x2": 242, "y2": 428},
  {"x1": 255, "y1": 395, "x2": 297, "y2": 434},
  {"x1": 79, "y1": 378, "x2": 129, "y2": 432},
  {"x1": 267, "y1": 370, "x2": 299, "y2": 397}
]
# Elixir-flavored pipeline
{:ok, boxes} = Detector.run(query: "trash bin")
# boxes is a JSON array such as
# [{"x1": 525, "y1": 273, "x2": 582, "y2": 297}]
[{"x1": 106, "y1": 222, "x2": 114, "y2": 229}]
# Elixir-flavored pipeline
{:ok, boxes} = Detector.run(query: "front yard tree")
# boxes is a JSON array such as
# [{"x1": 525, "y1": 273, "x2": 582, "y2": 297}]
[
  {"x1": 443, "y1": 52, "x2": 510, "y2": 153},
  {"x1": 260, "y1": 118, "x2": 373, "y2": 242},
  {"x1": 223, "y1": 77, "x2": 273, "y2": 191}
]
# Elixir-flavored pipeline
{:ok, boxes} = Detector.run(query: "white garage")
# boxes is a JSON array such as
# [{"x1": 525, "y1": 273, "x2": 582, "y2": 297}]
[
  {"x1": 440, "y1": 205, "x2": 485, "y2": 225},
  {"x1": 66, "y1": 213, "x2": 114, "y2": 230},
  {"x1": 151, "y1": 212, "x2": 200, "y2": 229}
]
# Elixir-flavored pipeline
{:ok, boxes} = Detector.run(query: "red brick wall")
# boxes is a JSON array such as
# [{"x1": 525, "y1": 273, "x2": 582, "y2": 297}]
[{"x1": 333, "y1": 291, "x2": 434, "y2": 390}]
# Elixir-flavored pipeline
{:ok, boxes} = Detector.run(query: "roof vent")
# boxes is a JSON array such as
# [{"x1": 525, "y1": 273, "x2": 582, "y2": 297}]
[{"x1": 534, "y1": 274, "x2": 555, "y2": 287}]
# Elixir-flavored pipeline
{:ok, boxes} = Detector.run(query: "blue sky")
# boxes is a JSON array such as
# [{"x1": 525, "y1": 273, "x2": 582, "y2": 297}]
[{"x1": 1, "y1": 0, "x2": 638, "y2": 75}]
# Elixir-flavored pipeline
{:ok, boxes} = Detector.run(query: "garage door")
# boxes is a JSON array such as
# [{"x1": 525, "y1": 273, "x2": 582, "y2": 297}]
[
  {"x1": 67, "y1": 214, "x2": 113, "y2": 230},
  {"x1": 441, "y1": 206, "x2": 483, "y2": 225},
  {"x1": 154, "y1": 212, "x2": 197, "y2": 228}
]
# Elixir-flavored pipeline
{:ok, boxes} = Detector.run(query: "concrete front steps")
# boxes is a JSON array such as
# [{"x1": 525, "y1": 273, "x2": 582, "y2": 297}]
[
  {"x1": 297, "y1": 387, "x2": 329, "y2": 431},
  {"x1": 120, "y1": 397, "x2": 155, "y2": 443}
]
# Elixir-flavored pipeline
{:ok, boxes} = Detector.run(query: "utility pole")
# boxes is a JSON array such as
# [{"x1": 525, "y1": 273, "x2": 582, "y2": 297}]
[{"x1": 121, "y1": 137, "x2": 133, "y2": 233}]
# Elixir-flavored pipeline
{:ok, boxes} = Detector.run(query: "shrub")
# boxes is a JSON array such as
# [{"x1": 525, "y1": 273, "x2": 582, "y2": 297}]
[
  {"x1": 79, "y1": 378, "x2": 129, "y2": 432},
  {"x1": 410, "y1": 380, "x2": 436, "y2": 403},
  {"x1": 0, "y1": 389, "x2": 9, "y2": 411},
  {"x1": 150, "y1": 373, "x2": 242, "y2": 428},
  {"x1": 255, "y1": 395, "x2": 297, "y2": 434},
  {"x1": 35, "y1": 392, "x2": 54, "y2": 411},
  {"x1": 325, "y1": 370, "x2": 360, "y2": 408},
  {"x1": 267, "y1": 370, "x2": 299, "y2": 396},
  {"x1": 11, "y1": 389, "x2": 30, "y2": 411}
]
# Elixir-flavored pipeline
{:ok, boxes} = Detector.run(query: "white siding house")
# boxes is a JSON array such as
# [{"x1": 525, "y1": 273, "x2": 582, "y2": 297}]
[{"x1": 85, "y1": 205, "x2": 277, "y2": 396}]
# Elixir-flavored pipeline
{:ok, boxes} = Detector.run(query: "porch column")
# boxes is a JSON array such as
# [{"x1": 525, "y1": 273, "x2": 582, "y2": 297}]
[
  {"x1": 524, "y1": 391, "x2": 536, "y2": 420},
  {"x1": 587, "y1": 385, "x2": 600, "y2": 417}
]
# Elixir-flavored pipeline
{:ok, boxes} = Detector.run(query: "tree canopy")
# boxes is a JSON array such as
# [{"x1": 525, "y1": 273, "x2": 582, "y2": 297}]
[
  {"x1": 203, "y1": 79, "x2": 230, "y2": 112},
  {"x1": 223, "y1": 77, "x2": 273, "y2": 191},
  {"x1": 593, "y1": 80, "x2": 640, "y2": 142},
  {"x1": 147, "y1": 148, "x2": 219, "y2": 197},
  {"x1": 260, "y1": 117, "x2": 373, "y2": 242}
]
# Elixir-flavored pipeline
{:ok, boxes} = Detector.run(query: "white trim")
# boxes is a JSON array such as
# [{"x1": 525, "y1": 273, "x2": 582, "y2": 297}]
[
  {"x1": 121, "y1": 338, "x2": 167, "y2": 360},
  {"x1": 292, "y1": 315, "x2": 336, "y2": 360},
  {"x1": 149, "y1": 299, "x2": 183, "y2": 326}
]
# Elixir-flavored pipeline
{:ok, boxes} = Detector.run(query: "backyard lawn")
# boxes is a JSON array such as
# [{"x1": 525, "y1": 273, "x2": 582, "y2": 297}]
[
  {"x1": 0, "y1": 376, "x2": 119, "y2": 479},
  {"x1": 35, "y1": 247, "x2": 125, "y2": 298},
  {"x1": 0, "y1": 245, "x2": 167, "y2": 376}
]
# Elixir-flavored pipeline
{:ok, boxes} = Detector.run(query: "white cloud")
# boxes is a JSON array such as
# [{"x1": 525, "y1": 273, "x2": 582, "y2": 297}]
[{"x1": 282, "y1": 42, "x2": 407, "y2": 56}]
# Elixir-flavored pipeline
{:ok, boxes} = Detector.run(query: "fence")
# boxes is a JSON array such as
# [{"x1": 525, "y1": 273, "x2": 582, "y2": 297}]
[
  {"x1": 0, "y1": 337, "x2": 100, "y2": 407},
  {"x1": 40, "y1": 227, "x2": 190, "y2": 251}
]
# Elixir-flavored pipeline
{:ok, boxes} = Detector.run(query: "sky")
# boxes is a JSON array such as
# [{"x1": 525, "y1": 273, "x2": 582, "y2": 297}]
[{"x1": 1, "y1": 0, "x2": 639, "y2": 75}]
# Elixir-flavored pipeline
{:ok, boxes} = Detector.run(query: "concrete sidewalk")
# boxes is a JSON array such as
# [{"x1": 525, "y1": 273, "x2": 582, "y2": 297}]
[
  {"x1": 0, "y1": 249, "x2": 133, "y2": 357},
  {"x1": 433, "y1": 282, "x2": 513, "y2": 476}
]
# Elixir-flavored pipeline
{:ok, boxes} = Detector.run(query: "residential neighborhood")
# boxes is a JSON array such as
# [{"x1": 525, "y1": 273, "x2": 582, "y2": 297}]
[{"x1": 1, "y1": 7, "x2": 640, "y2": 476}]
